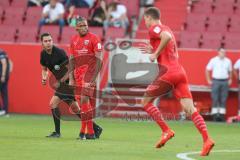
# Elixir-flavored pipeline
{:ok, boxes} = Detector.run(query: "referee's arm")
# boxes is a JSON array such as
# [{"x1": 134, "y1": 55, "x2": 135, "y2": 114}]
[{"x1": 41, "y1": 66, "x2": 48, "y2": 85}]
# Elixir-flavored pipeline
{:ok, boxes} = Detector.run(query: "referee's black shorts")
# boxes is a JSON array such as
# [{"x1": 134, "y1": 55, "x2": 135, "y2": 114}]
[{"x1": 54, "y1": 82, "x2": 76, "y2": 104}]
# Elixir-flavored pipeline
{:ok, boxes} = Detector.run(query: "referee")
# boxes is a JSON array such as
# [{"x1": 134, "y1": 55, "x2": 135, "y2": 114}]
[{"x1": 40, "y1": 33, "x2": 102, "y2": 138}]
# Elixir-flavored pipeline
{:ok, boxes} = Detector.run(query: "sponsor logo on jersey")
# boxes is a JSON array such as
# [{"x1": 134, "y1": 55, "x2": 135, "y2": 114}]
[{"x1": 84, "y1": 40, "x2": 89, "y2": 45}]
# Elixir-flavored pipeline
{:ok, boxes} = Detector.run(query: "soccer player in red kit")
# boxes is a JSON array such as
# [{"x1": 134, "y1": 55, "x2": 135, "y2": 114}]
[
  {"x1": 69, "y1": 16, "x2": 103, "y2": 139},
  {"x1": 141, "y1": 7, "x2": 215, "y2": 156}
]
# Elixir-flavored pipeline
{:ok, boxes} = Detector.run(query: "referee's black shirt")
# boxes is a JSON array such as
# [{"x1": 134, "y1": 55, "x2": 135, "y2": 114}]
[{"x1": 40, "y1": 46, "x2": 69, "y2": 80}]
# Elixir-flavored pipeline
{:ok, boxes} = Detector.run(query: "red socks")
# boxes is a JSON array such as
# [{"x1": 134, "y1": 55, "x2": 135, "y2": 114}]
[
  {"x1": 192, "y1": 111, "x2": 209, "y2": 142},
  {"x1": 80, "y1": 103, "x2": 94, "y2": 135},
  {"x1": 144, "y1": 103, "x2": 169, "y2": 132}
]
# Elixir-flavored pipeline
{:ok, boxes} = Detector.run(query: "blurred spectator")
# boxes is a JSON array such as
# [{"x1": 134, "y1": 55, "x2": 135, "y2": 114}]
[
  {"x1": 0, "y1": 49, "x2": 13, "y2": 116},
  {"x1": 103, "y1": 1, "x2": 129, "y2": 34},
  {"x1": 67, "y1": 0, "x2": 96, "y2": 20},
  {"x1": 206, "y1": 48, "x2": 232, "y2": 121},
  {"x1": 38, "y1": 0, "x2": 65, "y2": 36},
  {"x1": 27, "y1": 0, "x2": 49, "y2": 7},
  {"x1": 140, "y1": 0, "x2": 154, "y2": 7},
  {"x1": 88, "y1": 0, "x2": 107, "y2": 26}
]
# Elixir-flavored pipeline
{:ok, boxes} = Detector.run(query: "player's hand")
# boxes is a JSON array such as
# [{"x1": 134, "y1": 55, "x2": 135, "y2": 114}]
[
  {"x1": 139, "y1": 43, "x2": 153, "y2": 54},
  {"x1": 42, "y1": 79, "x2": 47, "y2": 85},
  {"x1": 149, "y1": 54, "x2": 157, "y2": 62}
]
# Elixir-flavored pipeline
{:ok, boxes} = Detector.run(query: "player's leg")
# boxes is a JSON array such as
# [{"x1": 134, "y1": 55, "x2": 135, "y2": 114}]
[
  {"x1": 47, "y1": 96, "x2": 62, "y2": 138},
  {"x1": 180, "y1": 98, "x2": 215, "y2": 156},
  {"x1": 142, "y1": 79, "x2": 175, "y2": 148},
  {"x1": 81, "y1": 96, "x2": 95, "y2": 139}
]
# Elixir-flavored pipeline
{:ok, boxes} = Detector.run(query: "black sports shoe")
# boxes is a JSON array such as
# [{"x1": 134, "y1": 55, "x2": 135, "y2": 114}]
[
  {"x1": 85, "y1": 134, "x2": 96, "y2": 140},
  {"x1": 46, "y1": 132, "x2": 61, "y2": 138},
  {"x1": 77, "y1": 132, "x2": 86, "y2": 140},
  {"x1": 94, "y1": 127, "x2": 103, "y2": 139}
]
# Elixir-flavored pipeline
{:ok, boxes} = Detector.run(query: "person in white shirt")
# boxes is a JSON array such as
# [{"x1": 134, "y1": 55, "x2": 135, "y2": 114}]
[
  {"x1": 206, "y1": 48, "x2": 232, "y2": 120},
  {"x1": 103, "y1": 1, "x2": 129, "y2": 35},
  {"x1": 38, "y1": 0, "x2": 65, "y2": 36},
  {"x1": 234, "y1": 58, "x2": 240, "y2": 115}
]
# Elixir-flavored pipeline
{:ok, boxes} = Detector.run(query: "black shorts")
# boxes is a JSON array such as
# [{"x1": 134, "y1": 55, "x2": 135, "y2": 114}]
[{"x1": 54, "y1": 82, "x2": 76, "y2": 104}]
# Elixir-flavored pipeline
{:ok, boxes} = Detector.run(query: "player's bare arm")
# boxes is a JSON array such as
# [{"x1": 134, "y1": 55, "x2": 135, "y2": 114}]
[
  {"x1": 69, "y1": 54, "x2": 75, "y2": 86},
  {"x1": 150, "y1": 31, "x2": 172, "y2": 62},
  {"x1": 41, "y1": 66, "x2": 48, "y2": 85}
]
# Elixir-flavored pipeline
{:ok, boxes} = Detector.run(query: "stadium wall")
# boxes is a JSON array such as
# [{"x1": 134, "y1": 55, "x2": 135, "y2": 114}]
[{"x1": 0, "y1": 43, "x2": 239, "y2": 117}]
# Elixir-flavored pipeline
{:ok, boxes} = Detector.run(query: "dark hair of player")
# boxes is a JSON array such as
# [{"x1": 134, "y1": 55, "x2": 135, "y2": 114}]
[
  {"x1": 76, "y1": 16, "x2": 87, "y2": 24},
  {"x1": 144, "y1": 7, "x2": 161, "y2": 20},
  {"x1": 40, "y1": 33, "x2": 52, "y2": 41}
]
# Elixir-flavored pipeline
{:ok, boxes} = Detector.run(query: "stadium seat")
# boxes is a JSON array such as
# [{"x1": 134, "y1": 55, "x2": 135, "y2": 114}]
[
  {"x1": 212, "y1": 0, "x2": 235, "y2": 14},
  {"x1": 11, "y1": 0, "x2": 28, "y2": 7},
  {"x1": 60, "y1": 26, "x2": 77, "y2": 44},
  {"x1": 200, "y1": 32, "x2": 223, "y2": 49},
  {"x1": 0, "y1": 0, "x2": 10, "y2": 7},
  {"x1": 135, "y1": 30, "x2": 149, "y2": 39},
  {"x1": 89, "y1": 27, "x2": 103, "y2": 39},
  {"x1": 206, "y1": 15, "x2": 229, "y2": 32},
  {"x1": 229, "y1": 15, "x2": 240, "y2": 32},
  {"x1": 179, "y1": 31, "x2": 201, "y2": 48},
  {"x1": 191, "y1": 0, "x2": 213, "y2": 14},
  {"x1": 105, "y1": 27, "x2": 125, "y2": 40},
  {"x1": 184, "y1": 13, "x2": 207, "y2": 32},
  {"x1": 16, "y1": 26, "x2": 38, "y2": 43},
  {"x1": 2, "y1": 7, "x2": 25, "y2": 25},
  {"x1": 74, "y1": 8, "x2": 89, "y2": 18},
  {"x1": 39, "y1": 25, "x2": 60, "y2": 42},
  {"x1": 223, "y1": 32, "x2": 240, "y2": 49},
  {"x1": 24, "y1": 7, "x2": 42, "y2": 26},
  {"x1": 0, "y1": 25, "x2": 17, "y2": 42},
  {"x1": 138, "y1": 18, "x2": 147, "y2": 30}
]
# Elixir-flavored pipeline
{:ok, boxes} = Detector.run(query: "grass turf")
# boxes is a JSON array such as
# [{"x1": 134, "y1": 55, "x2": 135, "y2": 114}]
[{"x1": 0, "y1": 114, "x2": 240, "y2": 160}]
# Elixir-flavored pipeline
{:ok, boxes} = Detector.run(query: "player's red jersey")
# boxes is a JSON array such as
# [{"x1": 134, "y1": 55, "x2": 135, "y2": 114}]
[
  {"x1": 149, "y1": 24, "x2": 179, "y2": 67},
  {"x1": 69, "y1": 32, "x2": 102, "y2": 84},
  {"x1": 147, "y1": 24, "x2": 192, "y2": 99}
]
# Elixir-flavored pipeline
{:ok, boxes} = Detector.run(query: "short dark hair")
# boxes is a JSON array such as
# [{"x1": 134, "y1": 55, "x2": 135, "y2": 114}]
[
  {"x1": 144, "y1": 7, "x2": 161, "y2": 20},
  {"x1": 40, "y1": 33, "x2": 52, "y2": 41},
  {"x1": 76, "y1": 16, "x2": 87, "y2": 24}
]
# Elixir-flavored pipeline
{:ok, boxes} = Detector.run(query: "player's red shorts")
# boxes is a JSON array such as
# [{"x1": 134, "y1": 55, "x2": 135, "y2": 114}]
[{"x1": 146, "y1": 65, "x2": 192, "y2": 99}]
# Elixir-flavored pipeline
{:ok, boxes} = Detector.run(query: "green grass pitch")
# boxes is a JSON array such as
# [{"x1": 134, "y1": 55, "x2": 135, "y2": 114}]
[{"x1": 0, "y1": 114, "x2": 240, "y2": 160}]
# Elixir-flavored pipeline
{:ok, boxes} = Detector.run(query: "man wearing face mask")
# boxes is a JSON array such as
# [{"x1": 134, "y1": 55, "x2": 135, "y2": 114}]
[
  {"x1": 206, "y1": 48, "x2": 232, "y2": 121},
  {"x1": 69, "y1": 16, "x2": 103, "y2": 140}
]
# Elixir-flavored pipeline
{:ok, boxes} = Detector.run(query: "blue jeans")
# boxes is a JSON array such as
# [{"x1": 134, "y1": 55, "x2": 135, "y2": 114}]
[{"x1": 38, "y1": 18, "x2": 65, "y2": 35}]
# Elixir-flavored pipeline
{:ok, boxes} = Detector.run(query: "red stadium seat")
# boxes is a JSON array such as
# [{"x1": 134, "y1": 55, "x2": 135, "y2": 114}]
[
  {"x1": 0, "y1": 25, "x2": 17, "y2": 42},
  {"x1": 0, "y1": 1, "x2": 10, "y2": 7},
  {"x1": 206, "y1": 15, "x2": 229, "y2": 32},
  {"x1": 16, "y1": 26, "x2": 38, "y2": 43},
  {"x1": 2, "y1": 7, "x2": 25, "y2": 25},
  {"x1": 135, "y1": 30, "x2": 149, "y2": 39},
  {"x1": 184, "y1": 13, "x2": 207, "y2": 32},
  {"x1": 89, "y1": 27, "x2": 103, "y2": 39},
  {"x1": 74, "y1": 8, "x2": 89, "y2": 18},
  {"x1": 60, "y1": 26, "x2": 77, "y2": 44},
  {"x1": 192, "y1": 0, "x2": 213, "y2": 14},
  {"x1": 200, "y1": 32, "x2": 223, "y2": 49},
  {"x1": 105, "y1": 27, "x2": 125, "y2": 40},
  {"x1": 24, "y1": 7, "x2": 42, "y2": 26},
  {"x1": 39, "y1": 25, "x2": 60, "y2": 42},
  {"x1": 229, "y1": 15, "x2": 240, "y2": 32},
  {"x1": 179, "y1": 31, "x2": 201, "y2": 48},
  {"x1": 223, "y1": 32, "x2": 240, "y2": 49},
  {"x1": 213, "y1": 0, "x2": 235, "y2": 14},
  {"x1": 11, "y1": 0, "x2": 28, "y2": 7}
]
